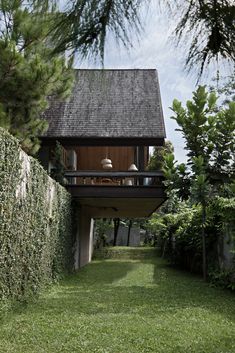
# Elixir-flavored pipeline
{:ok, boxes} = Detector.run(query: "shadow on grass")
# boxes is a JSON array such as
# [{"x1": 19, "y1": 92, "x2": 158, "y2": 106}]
[
  {"x1": 11, "y1": 257, "x2": 234, "y2": 325},
  {"x1": 60, "y1": 260, "x2": 136, "y2": 287}
]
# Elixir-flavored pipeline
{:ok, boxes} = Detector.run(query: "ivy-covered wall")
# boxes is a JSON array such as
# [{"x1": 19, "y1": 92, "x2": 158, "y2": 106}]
[{"x1": 0, "y1": 128, "x2": 73, "y2": 300}]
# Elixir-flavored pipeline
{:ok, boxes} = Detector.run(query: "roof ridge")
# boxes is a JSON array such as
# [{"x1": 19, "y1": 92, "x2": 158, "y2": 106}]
[{"x1": 74, "y1": 68, "x2": 158, "y2": 71}]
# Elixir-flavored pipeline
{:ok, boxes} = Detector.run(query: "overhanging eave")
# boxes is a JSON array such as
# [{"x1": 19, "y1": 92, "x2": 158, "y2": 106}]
[{"x1": 40, "y1": 136, "x2": 165, "y2": 147}]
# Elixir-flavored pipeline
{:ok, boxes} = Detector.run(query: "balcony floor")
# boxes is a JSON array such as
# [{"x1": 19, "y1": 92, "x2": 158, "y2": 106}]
[{"x1": 66, "y1": 185, "x2": 166, "y2": 218}]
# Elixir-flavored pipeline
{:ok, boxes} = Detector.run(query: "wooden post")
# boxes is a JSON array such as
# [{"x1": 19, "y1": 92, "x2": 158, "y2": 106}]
[
  {"x1": 138, "y1": 146, "x2": 145, "y2": 185},
  {"x1": 113, "y1": 218, "x2": 120, "y2": 246}
]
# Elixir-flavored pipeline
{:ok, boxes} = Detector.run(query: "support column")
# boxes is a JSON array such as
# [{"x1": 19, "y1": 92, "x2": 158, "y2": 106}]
[
  {"x1": 74, "y1": 206, "x2": 94, "y2": 269},
  {"x1": 138, "y1": 146, "x2": 145, "y2": 185},
  {"x1": 74, "y1": 207, "x2": 81, "y2": 270},
  {"x1": 89, "y1": 219, "x2": 94, "y2": 262}
]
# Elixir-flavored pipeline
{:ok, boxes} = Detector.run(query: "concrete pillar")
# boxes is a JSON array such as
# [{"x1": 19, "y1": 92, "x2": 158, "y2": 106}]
[
  {"x1": 89, "y1": 219, "x2": 94, "y2": 262},
  {"x1": 74, "y1": 208, "x2": 81, "y2": 270},
  {"x1": 74, "y1": 206, "x2": 94, "y2": 269}
]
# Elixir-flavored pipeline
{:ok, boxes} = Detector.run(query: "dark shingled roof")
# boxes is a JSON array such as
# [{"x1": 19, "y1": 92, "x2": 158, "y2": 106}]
[{"x1": 42, "y1": 69, "x2": 166, "y2": 139}]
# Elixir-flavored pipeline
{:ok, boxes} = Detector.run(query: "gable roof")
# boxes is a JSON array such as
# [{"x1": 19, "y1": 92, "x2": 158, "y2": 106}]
[{"x1": 42, "y1": 69, "x2": 166, "y2": 141}]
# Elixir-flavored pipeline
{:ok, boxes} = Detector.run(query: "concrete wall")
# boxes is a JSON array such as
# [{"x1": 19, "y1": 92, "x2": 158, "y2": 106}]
[
  {"x1": 218, "y1": 223, "x2": 235, "y2": 270},
  {"x1": 106, "y1": 225, "x2": 140, "y2": 246}
]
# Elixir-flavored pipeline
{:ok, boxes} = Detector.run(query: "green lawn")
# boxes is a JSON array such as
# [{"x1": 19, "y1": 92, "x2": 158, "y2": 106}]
[{"x1": 0, "y1": 249, "x2": 235, "y2": 353}]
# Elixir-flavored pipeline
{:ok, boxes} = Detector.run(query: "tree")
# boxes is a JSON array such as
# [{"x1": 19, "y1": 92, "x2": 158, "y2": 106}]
[
  {"x1": 0, "y1": 1, "x2": 73, "y2": 154},
  {"x1": 171, "y1": 86, "x2": 235, "y2": 189},
  {"x1": 163, "y1": 154, "x2": 191, "y2": 200},
  {"x1": 51, "y1": 0, "x2": 234, "y2": 77},
  {"x1": 163, "y1": 154, "x2": 212, "y2": 279},
  {"x1": 174, "y1": 0, "x2": 235, "y2": 76},
  {"x1": 190, "y1": 156, "x2": 212, "y2": 281},
  {"x1": 163, "y1": 87, "x2": 235, "y2": 280}
]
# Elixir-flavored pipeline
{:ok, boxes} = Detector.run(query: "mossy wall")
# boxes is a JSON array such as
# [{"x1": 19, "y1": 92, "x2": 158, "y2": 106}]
[{"x1": 0, "y1": 128, "x2": 73, "y2": 300}]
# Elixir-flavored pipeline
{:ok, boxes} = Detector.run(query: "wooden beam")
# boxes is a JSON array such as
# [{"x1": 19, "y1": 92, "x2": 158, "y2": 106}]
[
  {"x1": 64, "y1": 171, "x2": 164, "y2": 178},
  {"x1": 66, "y1": 185, "x2": 166, "y2": 199},
  {"x1": 40, "y1": 137, "x2": 165, "y2": 147}
]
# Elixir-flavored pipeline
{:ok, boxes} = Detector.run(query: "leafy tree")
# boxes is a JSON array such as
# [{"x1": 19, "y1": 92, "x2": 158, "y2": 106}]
[
  {"x1": 163, "y1": 154, "x2": 210, "y2": 279},
  {"x1": 163, "y1": 87, "x2": 235, "y2": 280},
  {"x1": 171, "y1": 86, "x2": 235, "y2": 189},
  {"x1": 163, "y1": 154, "x2": 191, "y2": 200},
  {"x1": 190, "y1": 156, "x2": 212, "y2": 280},
  {"x1": 0, "y1": 1, "x2": 73, "y2": 154}
]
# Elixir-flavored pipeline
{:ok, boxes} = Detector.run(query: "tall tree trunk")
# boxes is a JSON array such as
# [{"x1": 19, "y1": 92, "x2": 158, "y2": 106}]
[
  {"x1": 202, "y1": 203, "x2": 207, "y2": 281},
  {"x1": 127, "y1": 219, "x2": 132, "y2": 246},
  {"x1": 113, "y1": 218, "x2": 120, "y2": 246}
]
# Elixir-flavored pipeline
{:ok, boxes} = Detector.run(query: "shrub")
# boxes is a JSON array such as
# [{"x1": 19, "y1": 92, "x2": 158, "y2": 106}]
[{"x1": 149, "y1": 200, "x2": 235, "y2": 283}]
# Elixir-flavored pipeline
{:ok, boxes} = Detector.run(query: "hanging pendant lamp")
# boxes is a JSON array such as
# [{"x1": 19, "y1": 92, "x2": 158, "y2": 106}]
[
  {"x1": 128, "y1": 163, "x2": 138, "y2": 171},
  {"x1": 101, "y1": 147, "x2": 113, "y2": 169},
  {"x1": 101, "y1": 158, "x2": 113, "y2": 169}
]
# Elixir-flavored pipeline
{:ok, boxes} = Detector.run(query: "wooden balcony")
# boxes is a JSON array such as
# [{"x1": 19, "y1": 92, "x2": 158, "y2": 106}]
[{"x1": 64, "y1": 171, "x2": 166, "y2": 218}]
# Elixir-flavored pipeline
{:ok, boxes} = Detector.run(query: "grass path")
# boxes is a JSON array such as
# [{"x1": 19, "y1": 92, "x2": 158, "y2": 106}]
[{"x1": 0, "y1": 248, "x2": 235, "y2": 353}]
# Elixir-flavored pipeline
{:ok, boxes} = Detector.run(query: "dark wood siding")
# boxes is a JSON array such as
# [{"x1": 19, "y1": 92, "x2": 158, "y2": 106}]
[{"x1": 75, "y1": 146, "x2": 136, "y2": 171}]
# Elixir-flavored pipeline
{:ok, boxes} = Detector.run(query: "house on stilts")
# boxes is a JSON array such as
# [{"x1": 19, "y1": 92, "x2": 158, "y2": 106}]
[{"x1": 39, "y1": 69, "x2": 167, "y2": 268}]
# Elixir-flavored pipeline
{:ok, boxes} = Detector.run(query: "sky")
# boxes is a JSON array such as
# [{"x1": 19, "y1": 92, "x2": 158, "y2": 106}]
[{"x1": 74, "y1": 2, "x2": 229, "y2": 163}]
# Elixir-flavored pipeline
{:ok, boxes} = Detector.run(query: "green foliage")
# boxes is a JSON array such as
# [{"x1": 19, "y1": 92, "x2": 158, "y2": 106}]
[
  {"x1": 171, "y1": 86, "x2": 235, "y2": 189},
  {"x1": 94, "y1": 219, "x2": 113, "y2": 248},
  {"x1": 163, "y1": 153, "x2": 191, "y2": 200},
  {"x1": 0, "y1": 128, "x2": 73, "y2": 301},
  {"x1": 162, "y1": 87, "x2": 235, "y2": 284},
  {"x1": 0, "y1": 1, "x2": 73, "y2": 154},
  {"x1": 149, "y1": 201, "x2": 233, "y2": 274},
  {"x1": 208, "y1": 267, "x2": 235, "y2": 291},
  {"x1": 52, "y1": 0, "x2": 143, "y2": 61},
  {"x1": 93, "y1": 246, "x2": 156, "y2": 259},
  {"x1": 51, "y1": 1, "x2": 234, "y2": 77},
  {"x1": 210, "y1": 196, "x2": 235, "y2": 221},
  {"x1": 50, "y1": 141, "x2": 66, "y2": 185},
  {"x1": 150, "y1": 205, "x2": 202, "y2": 270},
  {"x1": 174, "y1": 0, "x2": 235, "y2": 76},
  {"x1": 166, "y1": 87, "x2": 235, "y2": 205},
  {"x1": 147, "y1": 140, "x2": 174, "y2": 171},
  {"x1": 158, "y1": 86, "x2": 235, "y2": 285}
]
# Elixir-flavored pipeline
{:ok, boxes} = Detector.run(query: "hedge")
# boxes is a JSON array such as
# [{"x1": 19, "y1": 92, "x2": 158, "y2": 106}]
[{"x1": 0, "y1": 128, "x2": 73, "y2": 301}]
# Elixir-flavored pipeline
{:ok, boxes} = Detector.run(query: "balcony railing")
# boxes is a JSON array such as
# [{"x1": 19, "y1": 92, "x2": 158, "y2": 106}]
[{"x1": 64, "y1": 170, "x2": 164, "y2": 187}]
